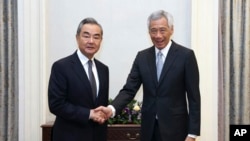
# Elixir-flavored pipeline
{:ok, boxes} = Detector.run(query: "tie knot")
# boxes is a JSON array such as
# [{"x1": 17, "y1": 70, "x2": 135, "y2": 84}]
[
  {"x1": 88, "y1": 60, "x2": 93, "y2": 67},
  {"x1": 158, "y1": 51, "x2": 163, "y2": 57},
  {"x1": 157, "y1": 51, "x2": 163, "y2": 62}
]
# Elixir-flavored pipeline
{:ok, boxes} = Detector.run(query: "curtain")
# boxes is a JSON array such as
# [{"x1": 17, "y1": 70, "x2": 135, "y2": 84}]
[
  {"x1": 0, "y1": 0, "x2": 18, "y2": 141},
  {"x1": 219, "y1": 0, "x2": 250, "y2": 140}
]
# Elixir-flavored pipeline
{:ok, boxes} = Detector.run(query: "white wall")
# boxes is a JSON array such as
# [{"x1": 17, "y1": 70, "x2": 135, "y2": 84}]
[
  {"x1": 46, "y1": 0, "x2": 191, "y2": 123},
  {"x1": 18, "y1": 0, "x2": 218, "y2": 141},
  {"x1": 191, "y1": 0, "x2": 219, "y2": 140},
  {"x1": 46, "y1": 0, "x2": 191, "y2": 122},
  {"x1": 47, "y1": 0, "x2": 191, "y2": 103}
]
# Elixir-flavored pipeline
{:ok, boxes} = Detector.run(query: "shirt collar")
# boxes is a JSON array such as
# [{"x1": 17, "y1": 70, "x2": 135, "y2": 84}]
[
  {"x1": 155, "y1": 40, "x2": 172, "y2": 57},
  {"x1": 77, "y1": 49, "x2": 94, "y2": 65}
]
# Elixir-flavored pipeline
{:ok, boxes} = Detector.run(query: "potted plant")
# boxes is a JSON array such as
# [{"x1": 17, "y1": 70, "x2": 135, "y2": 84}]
[{"x1": 107, "y1": 99, "x2": 142, "y2": 125}]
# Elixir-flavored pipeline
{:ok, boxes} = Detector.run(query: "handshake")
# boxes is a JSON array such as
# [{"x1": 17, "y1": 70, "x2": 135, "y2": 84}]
[{"x1": 90, "y1": 106, "x2": 114, "y2": 124}]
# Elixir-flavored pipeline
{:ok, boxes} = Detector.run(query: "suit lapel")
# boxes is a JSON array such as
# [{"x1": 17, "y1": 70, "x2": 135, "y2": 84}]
[
  {"x1": 159, "y1": 42, "x2": 178, "y2": 82},
  {"x1": 93, "y1": 59, "x2": 107, "y2": 105},
  {"x1": 70, "y1": 52, "x2": 93, "y2": 95},
  {"x1": 146, "y1": 47, "x2": 158, "y2": 85},
  {"x1": 94, "y1": 59, "x2": 102, "y2": 97}
]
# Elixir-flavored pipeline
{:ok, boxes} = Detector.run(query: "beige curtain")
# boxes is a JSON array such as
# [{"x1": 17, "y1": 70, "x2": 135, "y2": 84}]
[
  {"x1": 0, "y1": 0, "x2": 18, "y2": 141},
  {"x1": 219, "y1": 0, "x2": 250, "y2": 141}
]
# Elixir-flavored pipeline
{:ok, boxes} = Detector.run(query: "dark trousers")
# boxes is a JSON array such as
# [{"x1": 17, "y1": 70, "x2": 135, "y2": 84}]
[{"x1": 151, "y1": 119, "x2": 162, "y2": 141}]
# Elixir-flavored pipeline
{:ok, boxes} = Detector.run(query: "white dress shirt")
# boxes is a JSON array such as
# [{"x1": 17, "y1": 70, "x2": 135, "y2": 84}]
[{"x1": 77, "y1": 49, "x2": 99, "y2": 96}]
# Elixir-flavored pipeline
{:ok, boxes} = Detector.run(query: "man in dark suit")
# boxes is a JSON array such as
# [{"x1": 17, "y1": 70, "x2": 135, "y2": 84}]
[
  {"x1": 48, "y1": 17, "x2": 109, "y2": 141},
  {"x1": 96, "y1": 10, "x2": 200, "y2": 141}
]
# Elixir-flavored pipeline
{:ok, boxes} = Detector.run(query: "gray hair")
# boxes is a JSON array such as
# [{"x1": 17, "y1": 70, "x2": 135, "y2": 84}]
[
  {"x1": 147, "y1": 10, "x2": 174, "y2": 30},
  {"x1": 76, "y1": 17, "x2": 103, "y2": 36}
]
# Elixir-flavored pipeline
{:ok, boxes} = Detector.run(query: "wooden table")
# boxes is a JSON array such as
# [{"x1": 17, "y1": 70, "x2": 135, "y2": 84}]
[{"x1": 41, "y1": 122, "x2": 141, "y2": 141}]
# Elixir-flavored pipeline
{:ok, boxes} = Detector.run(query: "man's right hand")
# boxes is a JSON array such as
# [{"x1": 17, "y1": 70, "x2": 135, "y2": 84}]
[
  {"x1": 94, "y1": 106, "x2": 113, "y2": 119},
  {"x1": 90, "y1": 109, "x2": 107, "y2": 124}
]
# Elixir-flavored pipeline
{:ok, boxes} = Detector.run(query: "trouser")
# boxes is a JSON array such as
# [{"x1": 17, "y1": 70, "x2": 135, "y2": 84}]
[{"x1": 151, "y1": 119, "x2": 162, "y2": 141}]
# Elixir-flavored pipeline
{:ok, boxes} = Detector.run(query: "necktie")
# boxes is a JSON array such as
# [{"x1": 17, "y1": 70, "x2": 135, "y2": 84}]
[
  {"x1": 88, "y1": 60, "x2": 97, "y2": 101},
  {"x1": 156, "y1": 51, "x2": 163, "y2": 80}
]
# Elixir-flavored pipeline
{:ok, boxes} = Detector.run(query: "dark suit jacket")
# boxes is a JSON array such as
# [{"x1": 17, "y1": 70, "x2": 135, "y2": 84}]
[
  {"x1": 112, "y1": 41, "x2": 200, "y2": 141},
  {"x1": 48, "y1": 51, "x2": 109, "y2": 141}
]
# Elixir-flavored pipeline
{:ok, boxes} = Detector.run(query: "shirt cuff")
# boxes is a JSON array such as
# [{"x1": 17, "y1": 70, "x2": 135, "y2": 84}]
[
  {"x1": 188, "y1": 134, "x2": 197, "y2": 138},
  {"x1": 107, "y1": 105, "x2": 116, "y2": 118}
]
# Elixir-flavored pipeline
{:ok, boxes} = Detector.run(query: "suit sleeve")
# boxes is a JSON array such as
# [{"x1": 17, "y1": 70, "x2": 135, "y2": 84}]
[
  {"x1": 48, "y1": 62, "x2": 90, "y2": 125},
  {"x1": 185, "y1": 50, "x2": 201, "y2": 135},
  {"x1": 112, "y1": 52, "x2": 142, "y2": 114}
]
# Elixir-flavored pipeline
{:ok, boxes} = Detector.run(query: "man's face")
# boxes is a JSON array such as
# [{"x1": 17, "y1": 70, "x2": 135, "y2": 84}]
[
  {"x1": 76, "y1": 24, "x2": 102, "y2": 59},
  {"x1": 149, "y1": 17, "x2": 173, "y2": 50}
]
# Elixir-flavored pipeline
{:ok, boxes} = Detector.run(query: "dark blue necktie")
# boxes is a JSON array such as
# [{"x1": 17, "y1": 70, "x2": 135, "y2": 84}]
[{"x1": 88, "y1": 60, "x2": 97, "y2": 101}]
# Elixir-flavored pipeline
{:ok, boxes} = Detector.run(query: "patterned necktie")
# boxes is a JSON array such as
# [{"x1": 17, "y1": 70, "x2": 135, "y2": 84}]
[
  {"x1": 88, "y1": 60, "x2": 97, "y2": 101},
  {"x1": 156, "y1": 51, "x2": 163, "y2": 81}
]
